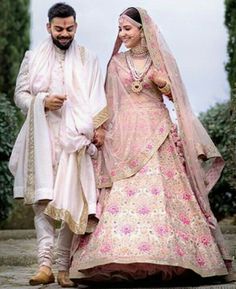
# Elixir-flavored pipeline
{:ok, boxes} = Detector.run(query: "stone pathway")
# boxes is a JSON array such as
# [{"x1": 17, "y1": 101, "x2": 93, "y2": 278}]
[{"x1": 0, "y1": 229, "x2": 235, "y2": 289}]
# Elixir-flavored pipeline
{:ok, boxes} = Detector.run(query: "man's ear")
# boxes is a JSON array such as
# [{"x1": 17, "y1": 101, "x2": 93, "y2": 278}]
[
  {"x1": 46, "y1": 23, "x2": 51, "y2": 34},
  {"x1": 75, "y1": 22, "x2": 78, "y2": 32}
]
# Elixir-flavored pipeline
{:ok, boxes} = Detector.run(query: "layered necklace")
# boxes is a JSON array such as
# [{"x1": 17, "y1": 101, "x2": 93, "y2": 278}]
[{"x1": 126, "y1": 47, "x2": 152, "y2": 94}]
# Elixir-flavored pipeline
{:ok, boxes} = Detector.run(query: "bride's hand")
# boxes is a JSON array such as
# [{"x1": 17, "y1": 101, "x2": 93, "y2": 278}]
[{"x1": 148, "y1": 67, "x2": 167, "y2": 87}]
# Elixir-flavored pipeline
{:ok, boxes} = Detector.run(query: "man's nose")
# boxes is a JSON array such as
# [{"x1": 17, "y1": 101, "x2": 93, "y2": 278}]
[{"x1": 61, "y1": 29, "x2": 69, "y2": 37}]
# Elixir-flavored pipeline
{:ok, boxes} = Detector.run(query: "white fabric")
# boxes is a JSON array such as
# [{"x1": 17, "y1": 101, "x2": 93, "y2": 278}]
[
  {"x1": 33, "y1": 203, "x2": 74, "y2": 270},
  {"x1": 9, "y1": 38, "x2": 107, "y2": 231},
  {"x1": 9, "y1": 93, "x2": 54, "y2": 202}
]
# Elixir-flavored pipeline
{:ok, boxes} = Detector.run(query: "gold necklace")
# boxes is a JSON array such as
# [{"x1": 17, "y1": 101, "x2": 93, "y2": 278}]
[{"x1": 126, "y1": 51, "x2": 152, "y2": 94}]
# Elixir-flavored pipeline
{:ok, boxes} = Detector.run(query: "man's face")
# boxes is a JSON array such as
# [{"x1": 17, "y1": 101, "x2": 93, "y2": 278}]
[{"x1": 47, "y1": 16, "x2": 77, "y2": 50}]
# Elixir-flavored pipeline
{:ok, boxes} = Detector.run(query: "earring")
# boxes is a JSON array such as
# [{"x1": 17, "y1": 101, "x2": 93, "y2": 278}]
[{"x1": 141, "y1": 33, "x2": 147, "y2": 48}]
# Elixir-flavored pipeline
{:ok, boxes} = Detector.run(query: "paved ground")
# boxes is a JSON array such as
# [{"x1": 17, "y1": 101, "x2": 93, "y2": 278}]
[{"x1": 0, "y1": 228, "x2": 235, "y2": 289}]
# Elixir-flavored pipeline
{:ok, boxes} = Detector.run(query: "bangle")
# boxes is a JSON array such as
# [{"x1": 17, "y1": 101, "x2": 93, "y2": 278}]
[{"x1": 158, "y1": 82, "x2": 171, "y2": 95}]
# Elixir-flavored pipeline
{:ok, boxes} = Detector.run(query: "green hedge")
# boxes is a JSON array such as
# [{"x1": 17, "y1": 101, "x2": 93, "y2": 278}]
[
  {"x1": 199, "y1": 101, "x2": 236, "y2": 219},
  {"x1": 0, "y1": 94, "x2": 19, "y2": 220}
]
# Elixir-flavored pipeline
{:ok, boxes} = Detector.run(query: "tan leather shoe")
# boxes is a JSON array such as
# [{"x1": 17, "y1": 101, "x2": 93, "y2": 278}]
[
  {"x1": 29, "y1": 270, "x2": 55, "y2": 286},
  {"x1": 224, "y1": 272, "x2": 236, "y2": 283},
  {"x1": 57, "y1": 271, "x2": 76, "y2": 287}
]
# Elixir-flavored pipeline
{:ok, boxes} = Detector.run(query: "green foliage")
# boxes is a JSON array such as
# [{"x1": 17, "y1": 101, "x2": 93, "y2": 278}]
[
  {"x1": 199, "y1": 102, "x2": 236, "y2": 219},
  {"x1": 0, "y1": 0, "x2": 30, "y2": 221},
  {"x1": 0, "y1": 94, "x2": 19, "y2": 220},
  {"x1": 0, "y1": 0, "x2": 30, "y2": 101},
  {"x1": 225, "y1": 0, "x2": 236, "y2": 92}
]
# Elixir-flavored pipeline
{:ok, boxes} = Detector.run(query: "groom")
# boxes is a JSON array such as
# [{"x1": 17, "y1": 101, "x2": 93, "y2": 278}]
[{"x1": 9, "y1": 2, "x2": 107, "y2": 287}]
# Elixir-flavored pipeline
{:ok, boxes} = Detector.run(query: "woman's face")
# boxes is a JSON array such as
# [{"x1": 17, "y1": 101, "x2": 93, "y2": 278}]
[{"x1": 118, "y1": 18, "x2": 142, "y2": 49}]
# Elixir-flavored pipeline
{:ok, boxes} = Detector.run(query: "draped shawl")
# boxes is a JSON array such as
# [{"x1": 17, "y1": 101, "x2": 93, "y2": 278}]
[{"x1": 9, "y1": 38, "x2": 108, "y2": 234}]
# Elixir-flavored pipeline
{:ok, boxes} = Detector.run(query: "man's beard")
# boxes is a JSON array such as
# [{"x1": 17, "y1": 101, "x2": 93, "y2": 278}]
[{"x1": 52, "y1": 36, "x2": 73, "y2": 50}]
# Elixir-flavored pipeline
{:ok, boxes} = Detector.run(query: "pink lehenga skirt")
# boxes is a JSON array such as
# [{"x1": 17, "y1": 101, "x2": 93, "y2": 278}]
[{"x1": 70, "y1": 134, "x2": 228, "y2": 282}]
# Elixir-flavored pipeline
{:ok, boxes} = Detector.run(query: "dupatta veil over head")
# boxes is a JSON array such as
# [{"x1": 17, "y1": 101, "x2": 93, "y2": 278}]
[{"x1": 109, "y1": 7, "x2": 224, "y2": 229}]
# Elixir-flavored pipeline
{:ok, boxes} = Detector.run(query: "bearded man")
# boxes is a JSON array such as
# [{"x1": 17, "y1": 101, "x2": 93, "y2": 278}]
[{"x1": 9, "y1": 2, "x2": 107, "y2": 287}]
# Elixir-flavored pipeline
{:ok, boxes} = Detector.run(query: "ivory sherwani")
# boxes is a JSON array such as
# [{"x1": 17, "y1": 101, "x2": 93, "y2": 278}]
[{"x1": 9, "y1": 38, "x2": 108, "y2": 235}]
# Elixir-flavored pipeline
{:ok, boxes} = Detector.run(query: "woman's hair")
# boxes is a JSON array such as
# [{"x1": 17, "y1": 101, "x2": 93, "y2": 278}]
[
  {"x1": 121, "y1": 7, "x2": 142, "y2": 25},
  {"x1": 48, "y1": 2, "x2": 76, "y2": 22}
]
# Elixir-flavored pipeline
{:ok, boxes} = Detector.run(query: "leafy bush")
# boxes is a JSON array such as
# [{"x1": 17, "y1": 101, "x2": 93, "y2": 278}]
[
  {"x1": 0, "y1": 94, "x2": 19, "y2": 220},
  {"x1": 0, "y1": 0, "x2": 30, "y2": 222},
  {"x1": 199, "y1": 101, "x2": 236, "y2": 219}
]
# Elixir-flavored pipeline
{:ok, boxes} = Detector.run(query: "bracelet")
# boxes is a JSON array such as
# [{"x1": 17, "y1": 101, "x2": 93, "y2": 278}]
[{"x1": 158, "y1": 82, "x2": 171, "y2": 95}]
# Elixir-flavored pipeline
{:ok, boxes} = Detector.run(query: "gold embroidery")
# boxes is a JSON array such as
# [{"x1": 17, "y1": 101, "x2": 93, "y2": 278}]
[
  {"x1": 25, "y1": 98, "x2": 36, "y2": 205},
  {"x1": 93, "y1": 106, "x2": 109, "y2": 129},
  {"x1": 76, "y1": 148, "x2": 89, "y2": 234},
  {"x1": 99, "y1": 119, "x2": 172, "y2": 186},
  {"x1": 44, "y1": 148, "x2": 90, "y2": 235},
  {"x1": 45, "y1": 204, "x2": 88, "y2": 235}
]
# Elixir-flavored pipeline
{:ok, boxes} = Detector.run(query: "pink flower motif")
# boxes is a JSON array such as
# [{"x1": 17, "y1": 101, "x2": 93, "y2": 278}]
[
  {"x1": 137, "y1": 206, "x2": 150, "y2": 215},
  {"x1": 126, "y1": 187, "x2": 136, "y2": 197},
  {"x1": 179, "y1": 213, "x2": 190, "y2": 225},
  {"x1": 178, "y1": 231, "x2": 189, "y2": 241},
  {"x1": 130, "y1": 159, "x2": 138, "y2": 168},
  {"x1": 165, "y1": 191, "x2": 172, "y2": 199},
  {"x1": 183, "y1": 192, "x2": 192, "y2": 201},
  {"x1": 100, "y1": 243, "x2": 112, "y2": 254},
  {"x1": 146, "y1": 143, "x2": 153, "y2": 150},
  {"x1": 107, "y1": 204, "x2": 119, "y2": 215},
  {"x1": 101, "y1": 176, "x2": 108, "y2": 183},
  {"x1": 140, "y1": 166, "x2": 148, "y2": 174},
  {"x1": 165, "y1": 170, "x2": 174, "y2": 179},
  {"x1": 121, "y1": 225, "x2": 133, "y2": 235},
  {"x1": 110, "y1": 170, "x2": 116, "y2": 177},
  {"x1": 175, "y1": 246, "x2": 185, "y2": 257},
  {"x1": 200, "y1": 235, "x2": 211, "y2": 246},
  {"x1": 196, "y1": 255, "x2": 205, "y2": 267},
  {"x1": 151, "y1": 41, "x2": 156, "y2": 48},
  {"x1": 155, "y1": 225, "x2": 169, "y2": 236},
  {"x1": 167, "y1": 145, "x2": 175, "y2": 153},
  {"x1": 143, "y1": 83, "x2": 151, "y2": 89},
  {"x1": 94, "y1": 226, "x2": 102, "y2": 237},
  {"x1": 159, "y1": 126, "x2": 165, "y2": 134},
  {"x1": 138, "y1": 242, "x2": 151, "y2": 252},
  {"x1": 145, "y1": 15, "x2": 150, "y2": 22},
  {"x1": 151, "y1": 187, "x2": 160, "y2": 195},
  {"x1": 124, "y1": 77, "x2": 132, "y2": 85}
]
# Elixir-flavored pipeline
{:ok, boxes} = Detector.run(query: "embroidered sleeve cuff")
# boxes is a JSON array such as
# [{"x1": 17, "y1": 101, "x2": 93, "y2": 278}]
[
  {"x1": 158, "y1": 82, "x2": 171, "y2": 95},
  {"x1": 93, "y1": 106, "x2": 109, "y2": 129}
]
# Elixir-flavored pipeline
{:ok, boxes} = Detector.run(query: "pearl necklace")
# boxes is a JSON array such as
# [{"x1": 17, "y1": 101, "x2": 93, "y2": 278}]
[{"x1": 126, "y1": 50, "x2": 152, "y2": 94}]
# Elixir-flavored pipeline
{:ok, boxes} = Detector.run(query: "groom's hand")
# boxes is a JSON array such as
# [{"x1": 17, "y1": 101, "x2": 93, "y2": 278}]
[{"x1": 44, "y1": 95, "x2": 67, "y2": 111}]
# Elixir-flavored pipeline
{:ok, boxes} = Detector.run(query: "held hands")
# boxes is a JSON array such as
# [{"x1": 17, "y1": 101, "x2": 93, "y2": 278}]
[
  {"x1": 148, "y1": 67, "x2": 167, "y2": 88},
  {"x1": 92, "y1": 127, "x2": 105, "y2": 148},
  {"x1": 148, "y1": 67, "x2": 173, "y2": 100},
  {"x1": 44, "y1": 95, "x2": 67, "y2": 111}
]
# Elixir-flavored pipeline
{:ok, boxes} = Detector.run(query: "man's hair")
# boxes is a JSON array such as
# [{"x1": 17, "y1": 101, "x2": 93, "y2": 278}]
[{"x1": 48, "y1": 2, "x2": 76, "y2": 22}]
